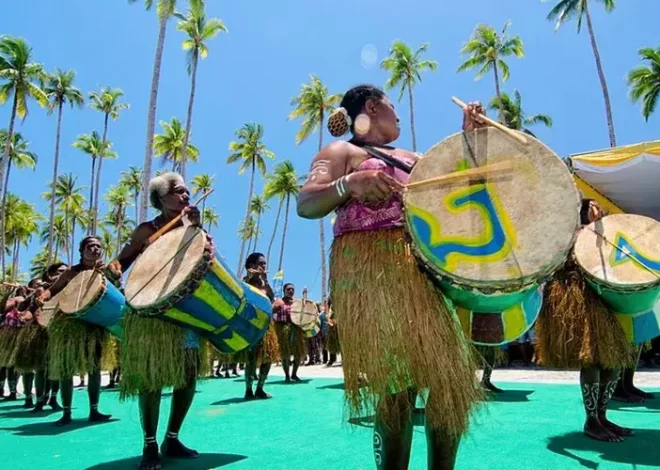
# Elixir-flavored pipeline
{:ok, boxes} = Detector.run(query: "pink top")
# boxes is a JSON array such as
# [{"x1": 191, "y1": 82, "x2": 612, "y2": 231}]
[{"x1": 333, "y1": 154, "x2": 414, "y2": 237}]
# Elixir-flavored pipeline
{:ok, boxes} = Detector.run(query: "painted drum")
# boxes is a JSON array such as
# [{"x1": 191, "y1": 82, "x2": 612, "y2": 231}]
[
  {"x1": 303, "y1": 318, "x2": 321, "y2": 338},
  {"x1": 574, "y1": 213, "x2": 660, "y2": 344},
  {"x1": 290, "y1": 297, "x2": 318, "y2": 330},
  {"x1": 37, "y1": 291, "x2": 62, "y2": 329},
  {"x1": 58, "y1": 270, "x2": 125, "y2": 338},
  {"x1": 125, "y1": 226, "x2": 273, "y2": 354}
]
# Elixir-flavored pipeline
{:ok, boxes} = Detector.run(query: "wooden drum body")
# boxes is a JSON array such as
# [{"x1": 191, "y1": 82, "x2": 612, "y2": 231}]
[
  {"x1": 575, "y1": 214, "x2": 660, "y2": 344},
  {"x1": 37, "y1": 292, "x2": 62, "y2": 328},
  {"x1": 125, "y1": 226, "x2": 272, "y2": 354},
  {"x1": 404, "y1": 128, "x2": 580, "y2": 345}
]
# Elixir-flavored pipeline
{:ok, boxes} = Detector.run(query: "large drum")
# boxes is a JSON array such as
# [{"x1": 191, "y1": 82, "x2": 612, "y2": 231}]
[
  {"x1": 575, "y1": 213, "x2": 660, "y2": 344},
  {"x1": 290, "y1": 297, "x2": 318, "y2": 329},
  {"x1": 125, "y1": 226, "x2": 272, "y2": 354},
  {"x1": 58, "y1": 270, "x2": 125, "y2": 338},
  {"x1": 404, "y1": 127, "x2": 580, "y2": 345},
  {"x1": 37, "y1": 291, "x2": 62, "y2": 328}
]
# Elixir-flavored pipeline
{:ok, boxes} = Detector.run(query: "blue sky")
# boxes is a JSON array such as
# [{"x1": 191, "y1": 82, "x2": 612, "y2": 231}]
[{"x1": 1, "y1": 0, "x2": 658, "y2": 300}]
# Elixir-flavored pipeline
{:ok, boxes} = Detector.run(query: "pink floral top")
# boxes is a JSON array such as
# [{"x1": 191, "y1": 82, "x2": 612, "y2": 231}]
[
  {"x1": 1, "y1": 308, "x2": 23, "y2": 328},
  {"x1": 333, "y1": 154, "x2": 414, "y2": 237}
]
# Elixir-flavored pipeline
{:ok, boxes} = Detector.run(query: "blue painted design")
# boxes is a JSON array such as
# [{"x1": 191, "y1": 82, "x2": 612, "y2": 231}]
[
  {"x1": 185, "y1": 330, "x2": 200, "y2": 349},
  {"x1": 203, "y1": 270, "x2": 242, "y2": 310},
  {"x1": 80, "y1": 281, "x2": 126, "y2": 334},
  {"x1": 176, "y1": 294, "x2": 228, "y2": 329},
  {"x1": 243, "y1": 285, "x2": 272, "y2": 315},
  {"x1": 611, "y1": 233, "x2": 660, "y2": 272},
  {"x1": 522, "y1": 288, "x2": 542, "y2": 324}
]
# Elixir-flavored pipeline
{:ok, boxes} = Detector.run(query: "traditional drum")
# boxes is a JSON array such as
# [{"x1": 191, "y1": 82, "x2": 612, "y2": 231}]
[
  {"x1": 404, "y1": 127, "x2": 580, "y2": 345},
  {"x1": 290, "y1": 296, "x2": 318, "y2": 330},
  {"x1": 37, "y1": 291, "x2": 62, "y2": 328},
  {"x1": 125, "y1": 226, "x2": 272, "y2": 354},
  {"x1": 303, "y1": 318, "x2": 321, "y2": 338},
  {"x1": 58, "y1": 270, "x2": 125, "y2": 338},
  {"x1": 574, "y1": 213, "x2": 660, "y2": 344}
]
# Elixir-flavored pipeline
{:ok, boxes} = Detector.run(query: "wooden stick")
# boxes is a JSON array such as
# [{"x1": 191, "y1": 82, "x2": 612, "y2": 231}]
[
  {"x1": 146, "y1": 189, "x2": 215, "y2": 245},
  {"x1": 405, "y1": 160, "x2": 514, "y2": 190},
  {"x1": 452, "y1": 96, "x2": 528, "y2": 145}
]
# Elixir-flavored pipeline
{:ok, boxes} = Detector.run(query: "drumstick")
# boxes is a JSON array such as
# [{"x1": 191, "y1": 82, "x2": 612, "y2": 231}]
[
  {"x1": 452, "y1": 96, "x2": 528, "y2": 145},
  {"x1": 146, "y1": 189, "x2": 215, "y2": 246},
  {"x1": 405, "y1": 160, "x2": 514, "y2": 190}
]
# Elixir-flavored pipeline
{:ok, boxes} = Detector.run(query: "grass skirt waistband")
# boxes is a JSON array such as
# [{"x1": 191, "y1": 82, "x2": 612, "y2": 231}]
[
  {"x1": 330, "y1": 228, "x2": 481, "y2": 434},
  {"x1": 0, "y1": 327, "x2": 21, "y2": 367},
  {"x1": 274, "y1": 322, "x2": 306, "y2": 361},
  {"x1": 536, "y1": 264, "x2": 633, "y2": 369},
  {"x1": 13, "y1": 322, "x2": 48, "y2": 372}
]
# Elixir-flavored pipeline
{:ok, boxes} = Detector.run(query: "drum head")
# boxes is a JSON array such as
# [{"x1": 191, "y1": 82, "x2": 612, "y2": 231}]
[
  {"x1": 126, "y1": 226, "x2": 208, "y2": 310},
  {"x1": 404, "y1": 127, "x2": 579, "y2": 288},
  {"x1": 290, "y1": 299, "x2": 318, "y2": 327},
  {"x1": 574, "y1": 214, "x2": 660, "y2": 289},
  {"x1": 38, "y1": 291, "x2": 62, "y2": 327},
  {"x1": 59, "y1": 270, "x2": 105, "y2": 314}
]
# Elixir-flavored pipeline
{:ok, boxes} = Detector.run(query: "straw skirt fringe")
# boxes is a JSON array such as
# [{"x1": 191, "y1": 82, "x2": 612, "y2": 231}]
[
  {"x1": 0, "y1": 327, "x2": 21, "y2": 367},
  {"x1": 275, "y1": 323, "x2": 306, "y2": 361},
  {"x1": 12, "y1": 323, "x2": 48, "y2": 372}
]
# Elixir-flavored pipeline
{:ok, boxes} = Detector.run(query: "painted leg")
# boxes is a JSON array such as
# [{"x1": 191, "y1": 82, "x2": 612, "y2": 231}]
[
  {"x1": 599, "y1": 368, "x2": 633, "y2": 438},
  {"x1": 480, "y1": 348, "x2": 502, "y2": 393},
  {"x1": 162, "y1": 376, "x2": 199, "y2": 460},
  {"x1": 580, "y1": 366, "x2": 619, "y2": 442},
  {"x1": 55, "y1": 378, "x2": 73, "y2": 426},
  {"x1": 373, "y1": 390, "x2": 415, "y2": 470},
  {"x1": 88, "y1": 367, "x2": 111, "y2": 422},
  {"x1": 32, "y1": 370, "x2": 46, "y2": 412},
  {"x1": 139, "y1": 390, "x2": 162, "y2": 470},
  {"x1": 22, "y1": 372, "x2": 34, "y2": 408},
  {"x1": 255, "y1": 363, "x2": 272, "y2": 399},
  {"x1": 426, "y1": 424, "x2": 461, "y2": 470}
]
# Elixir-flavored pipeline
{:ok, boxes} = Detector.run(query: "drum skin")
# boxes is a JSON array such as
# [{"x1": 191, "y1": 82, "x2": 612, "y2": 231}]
[
  {"x1": 37, "y1": 292, "x2": 62, "y2": 328},
  {"x1": 290, "y1": 298, "x2": 318, "y2": 329}
]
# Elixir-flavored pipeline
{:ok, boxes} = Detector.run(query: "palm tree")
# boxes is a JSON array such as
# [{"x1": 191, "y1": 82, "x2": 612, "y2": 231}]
[
  {"x1": 105, "y1": 185, "x2": 133, "y2": 256},
  {"x1": 42, "y1": 173, "x2": 86, "y2": 263},
  {"x1": 73, "y1": 131, "x2": 117, "y2": 231},
  {"x1": 0, "y1": 36, "x2": 48, "y2": 277},
  {"x1": 238, "y1": 216, "x2": 257, "y2": 253},
  {"x1": 191, "y1": 173, "x2": 214, "y2": 222},
  {"x1": 153, "y1": 117, "x2": 199, "y2": 172},
  {"x1": 288, "y1": 75, "x2": 342, "y2": 304},
  {"x1": 627, "y1": 46, "x2": 660, "y2": 122},
  {"x1": 380, "y1": 41, "x2": 438, "y2": 151},
  {"x1": 203, "y1": 206, "x2": 219, "y2": 234},
  {"x1": 248, "y1": 194, "x2": 269, "y2": 253},
  {"x1": 98, "y1": 228, "x2": 115, "y2": 261},
  {"x1": 129, "y1": 0, "x2": 179, "y2": 222},
  {"x1": 30, "y1": 248, "x2": 61, "y2": 280},
  {"x1": 458, "y1": 22, "x2": 524, "y2": 122},
  {"x1": 488, "y1": 90, "x2": 553, "y2": 136},
  {"x1": 5, "y1": 194, "x2": 42, "y2": 281},
  {"x1": 264, "y1": 161, "x2": 302, "y2": 272},
  {"x1": 40, "y1": 215, "x2": 70, "y2": 265},
  {"x1": 119, "y1": 166, "x2": 143, "y2": 223},
  {"x1": 176, "y1": 0, "x2": 226, "y2": 179},
  {"x1": 547, "y1": 0, "x2": 616, "y2": 146},
  {"x1": 88, "y1": 87, "x2": 129, "y2": 234},
  {"x1": 43, "y1": 68, "x2": 84, "y2": 262},
  {"x1": 227, "y1": 123, "x2": 275, "y2": 275},
  {"x1": 0, "y1": 131, "x2": 38, "y2": 207}
]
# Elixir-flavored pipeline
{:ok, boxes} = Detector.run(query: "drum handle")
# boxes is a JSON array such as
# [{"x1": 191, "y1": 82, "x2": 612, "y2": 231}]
[{"x1": 451, "y1": 96, "x2": 528, "y2": 145}]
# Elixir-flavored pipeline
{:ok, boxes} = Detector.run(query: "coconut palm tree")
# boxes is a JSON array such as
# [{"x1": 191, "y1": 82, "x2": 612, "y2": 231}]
[
  {"x1": 43, "y1": 68, "x2": 84, "y2": 262},
  {"x1": 153, "y1": 117, "x2": 199, "y2": 172},
  {"x1": 105, "y1": 185, "x2": 133, "y2": 256},
  {"x1": 248, "y1": 194, "x2": 269, "y2": 253},
  {"x1": 458, "y1": 22, "x2": 524, "y2": 122},
  {"x1": 488, "y1": 90, "x2": 553, "y2": 137},
  {"x1": 176, "y1": 0, "x2": 226, "y2": 179},
  {"x1": 288, "y1": 75, "x2": 342, "y2": 303},
  {"x1": 191, "y1": 172, "x2": 214, "y2": 222},
  {"x1": 98, "y1": 228, "x2": 115, "y2": 261},
  {"x1": 547, "y1": 0, "x2": 616, "y2": 146},
  {"x1": 5, "y1": 194, "x2": 42, "y2": 281},
  {"x1": 627, "y1": 46, "x2": 660, "y2": 122},
  {"x1": 40, "y1": 215, "x2": 70, "y2": 265},
  {"x1": 129, "y1": 0, "x2": 179, "y2": 222},
  {"x1": 380, "y1": 41, "x2": 437, "y2": 152},
  {"x1": 0, "y1": 131, "x2": 37, "y2": 207},
  {"x1": 88, "y1": 87, "x2": 129, "y2": 234},
  {"x1": 227, "y1": 123, "x2": 275, "y2": 275},
  {"x1": 203, "y1": 206, "x2": 219, "y2": 234},
  {"x1": 0, "y1": 36, "x2": 48, "y2": 277},
  {"x1": 238, "y1": 216, "x2": 257, "y2": 252},
  {"x1": 119, "y1": 166, "x2": 143, "y2": 223},
  {"x1": 30, "y1": 248, "x2": 61, "y2": 279},
  {"x1": 42, "y1": 173, "x2": 86, "y2": 263}
]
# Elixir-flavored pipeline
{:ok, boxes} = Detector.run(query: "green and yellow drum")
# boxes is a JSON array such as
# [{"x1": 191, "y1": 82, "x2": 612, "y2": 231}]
[
  {"x1": 574, "y1": 213, "x2": 660, "y2": 344},
  {"x1": 404, "y1": 127, "x2": 580, "y2": 345},
  {"x1": 125, "y1": 226, "x2": 272, "y2": 354}
]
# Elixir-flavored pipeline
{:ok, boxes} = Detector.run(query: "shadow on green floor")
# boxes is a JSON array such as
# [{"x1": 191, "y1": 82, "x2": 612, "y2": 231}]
[
  {"x1": 0, "y1": 417, "x2": 119, "y2": 436},
  {"x1": 609, "y1": 396, "x2": 660, "y2": 413},
  {"x1": 268, "y1": 379, "x2": 313, "y2": 385},
  {"x1": 0, "y1": 408, "x2": 59, "y2": 419},
  {"x1": 485, "y1": 389, "x2": 535, "y2": 403},
  {"x1": 316, "y1": 382, "x2": 344, "y2": 391},
  {"x1": 85, "y1": 452, "x2": 248, "y2": 469}
]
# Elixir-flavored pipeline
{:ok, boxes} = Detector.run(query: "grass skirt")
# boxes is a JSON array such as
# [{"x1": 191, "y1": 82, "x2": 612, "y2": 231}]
[
  {"x1": 47, "y1": 314, "x2": 111, "y2": 380},
  {"x1": 12, "y1": 323, "x2": 48, "y2": 372},
  {"x1": 536, "y1": 264, "x2": 633, "y2": 369},
  {"x1": 234, "y1": 322, "x2": 280, "y2": 365},
  {"x1": 120, "y1": 312, "x2": 209, "y2": 398},
  {"x1": 330, "y1": 228, "x2": 481, "y2": 434},
  {"x1": 324, "y1": 324, "x2": 341, "y2": 354},
  {"x1": 0, "y1": 327, "x2": 21, "y2": 367},
  {"x1": 274, "y1": 322, "x2": 307, "y2": 361}
]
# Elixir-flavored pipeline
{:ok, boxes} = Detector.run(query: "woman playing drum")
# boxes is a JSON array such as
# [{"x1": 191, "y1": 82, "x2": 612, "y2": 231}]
[
  {"x1": 107, "y1": 172, "x2": 202, "y2": 470},
  {"x1": 297, "y1": 84, "x2": 483, "y2": 469},
  {"x1": 273, "y1": 283, "x2": 306, "y2": 382},
  {"x1": 536, "y1": 199, "x2": 634, "y2": 442}
]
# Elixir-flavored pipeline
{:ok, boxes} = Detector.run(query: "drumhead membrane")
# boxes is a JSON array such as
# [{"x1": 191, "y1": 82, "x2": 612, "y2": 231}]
[
  {"x1": 59, "y1": 270, "x2": 106, "y2": 314},
  {"x1": 404, "y1": 128, "x2": 579, "y2": 289}
]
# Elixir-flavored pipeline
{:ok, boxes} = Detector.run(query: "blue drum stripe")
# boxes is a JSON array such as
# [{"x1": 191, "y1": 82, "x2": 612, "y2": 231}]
[
  {"x1": 175, "y1": 294, "x2": 227, "y2": 330},
  {"x1": 203, "y1": 271, "x2": 242, "y2": 311}
]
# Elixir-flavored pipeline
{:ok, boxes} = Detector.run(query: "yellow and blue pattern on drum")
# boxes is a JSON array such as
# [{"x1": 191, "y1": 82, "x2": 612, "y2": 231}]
[
  {"x1": 163, "y1": 253, "x2": 272, "y2": 354},
  {"x1": 614, "y1": 299, "x2": 660, "y2": 345},
  {"x1": 303, "y1": 319, "x2": 321, "y2": 339}
]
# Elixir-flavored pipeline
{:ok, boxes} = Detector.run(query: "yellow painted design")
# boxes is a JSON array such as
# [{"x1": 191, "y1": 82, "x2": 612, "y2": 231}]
[
  {"x1": 571, "y1": 140, "x2": 660, "y2": 166},
  {"x1": 457, "y1": 307, "x2": 472, "y2": 340},
  {"x1": 165, "y1": 307, "x2": 214, "y2": 332},
  {"x1": 194, "y1": 280, "x2": 236, "y2": 320},
  {"x1": 249, "y1": 308, "x2": 269, "y2": 330},
  {"x1": 614, "y1": 313, "x2": 634, "y2": 343},
  {"x1": 210, "y1": 260, "x2": 243, "y2": 298},
  {"x1": 221, "y1": 330, "x2": 250, "y2": 352},
  {"x1": 573, "y1": 175, "x2": 624, "y2": 215},
  {"x1": 502, "y1": 303, "x2": 526, "y2": 340}
]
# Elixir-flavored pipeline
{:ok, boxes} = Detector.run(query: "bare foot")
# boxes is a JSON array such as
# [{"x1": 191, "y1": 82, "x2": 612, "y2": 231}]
[
  {"x1": 584, "y1": 417, "x2": 622, "y2": 442},
  {"x1": 482, "y1": 380, "x2": 503, "y2": 393},
  {"x1": 601, "y1": 417, "x2": 635, "y2": 437}
]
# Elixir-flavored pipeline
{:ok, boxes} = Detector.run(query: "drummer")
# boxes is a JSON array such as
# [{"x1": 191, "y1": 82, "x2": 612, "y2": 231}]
[
  {"x1": 273, "y1": 283, "x2": 306, "y2": 382},
  {"x1": 297, "y1": 84, "x2": 483, "y2": 469},
  {"x1": 37, "y1": 236, "x2": 112, "y2": 426},
  {"x1": 107, "y1": 172, "x2": 202, "y2": 470}
]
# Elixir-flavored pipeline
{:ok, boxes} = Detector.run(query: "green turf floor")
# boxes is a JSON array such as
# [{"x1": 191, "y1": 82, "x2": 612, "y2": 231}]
[{"x1": 1, "y1": 377, "x2": 659, "y2": 469}]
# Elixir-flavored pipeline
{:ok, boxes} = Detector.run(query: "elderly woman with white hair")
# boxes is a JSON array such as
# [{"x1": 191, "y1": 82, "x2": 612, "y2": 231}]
[{"x1": 108, "y1": 172, "x2": 202, "y2": 470}]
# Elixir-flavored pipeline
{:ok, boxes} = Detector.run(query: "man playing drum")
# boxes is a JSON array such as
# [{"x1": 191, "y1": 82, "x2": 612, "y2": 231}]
[
  {"x1": 298, "y1": 84, "x2": 483, "y2": 470},
  {"x1": 273, "y1": 283, "x2": 306, "y2": 383},
  {"x1": 107, "y1": 172, "x2": 202, "y2": 470},
  {"x1": 38, "y1": 236, "x2": 113, "y2": 426}
]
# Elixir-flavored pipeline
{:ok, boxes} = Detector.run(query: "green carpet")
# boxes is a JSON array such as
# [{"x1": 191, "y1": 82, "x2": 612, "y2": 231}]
[{"x1": 0, "y1": 377, "x2": 659, "y2": 469}]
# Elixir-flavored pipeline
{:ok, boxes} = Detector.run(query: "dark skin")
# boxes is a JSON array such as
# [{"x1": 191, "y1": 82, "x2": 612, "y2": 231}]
[
  {"x1": 274, "y1": 284, "x2": 302, "y2": 382},
  {"x1": 108, "y1": 180, "x2": 201, "y2": 470},
  {"x1": 298, "y1": 95, "x2": 485, "y2": 470}
]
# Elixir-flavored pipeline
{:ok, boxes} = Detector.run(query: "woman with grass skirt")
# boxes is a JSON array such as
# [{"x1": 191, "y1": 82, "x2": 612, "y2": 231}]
[
  {"x1": 0, "y1": 285, "x2": 31, "y2": 405},
  {"x1": 297, "y1": 84, "x2": 483, "y2": 470},
  {"x1": 38, "y1": 237, "x2": 113, "y2": 426},
  {"x1": 107, "y1": 172, "x2": 204, "y2": 470},
  {"x1": 273, "y1": 283, "x2": 306, "y2": 383},
  {"x1": 536, "y1": 199, "x2": 634, "y2": 442}
]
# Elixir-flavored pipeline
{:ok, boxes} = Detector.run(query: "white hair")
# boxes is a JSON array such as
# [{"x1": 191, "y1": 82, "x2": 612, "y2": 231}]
[{"x1": 149, "y1": 172, "x2": 184, "y2": 210}]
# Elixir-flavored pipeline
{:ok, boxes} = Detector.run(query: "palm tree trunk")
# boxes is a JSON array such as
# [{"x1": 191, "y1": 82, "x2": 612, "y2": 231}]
[
  {"x1": 11, "y1": 239, "x2": 19, "y2": 283},
  {"x1": 253, "y1": 213, "x2": 261, "y2": 251},
  {"x1": 278, "y1": 194, "x2": 291, "y2": 272},
  {"x1": 2, "y1": 160, "x2": 12, "y2": 280},
  {"x1": 134, "y1": 193, "x2": 139, "y2": 225},
  {"x1": 116, "y1": 214, "x2": 123, "y2": 257},
  {"x1": 200, "y1": 199, "x2": 206, "y2": 226},
  {"x1": 88, "y1": 157, "x2": 97, "y2": 234},
  {"x1": 140, "y1": 14, "x2": 169, "y2": 223},
  {"x1": 48, "y1": 102, "x2": 64, "y2": 263},
  {"x1": 0, "y1": 93, "x2": 18, "y2": 279},
  {"x1": 317, "y1": 114, "x2": 328, "y2": 305},
  {"x1": 267, "y1": 198, "x2": 283, "y2": 266},
  {"x1": 493, "y1": 62, "x2": 505, "y2": 124},
  {"x1": 584, "y1": 2, "x2": 616, "y2": 147},
  {"x1": 65, "y1": 211, "x2": 72, "y2": 266},
  {"x1": 93, "y1": 114, "x2": 110, "y2": 235},
  {"x1": 181, "y1": 51, "x2": 198, "y2": 180},
  {"x1": 70, "y1": 218, "x2": 77, "y2": 264},
  {"x1": 407, "y1": 80, "x2": 417, "y2": 152},
  {"x1": 237, "y1": 162, "x2": 256, "y2": 276}
]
